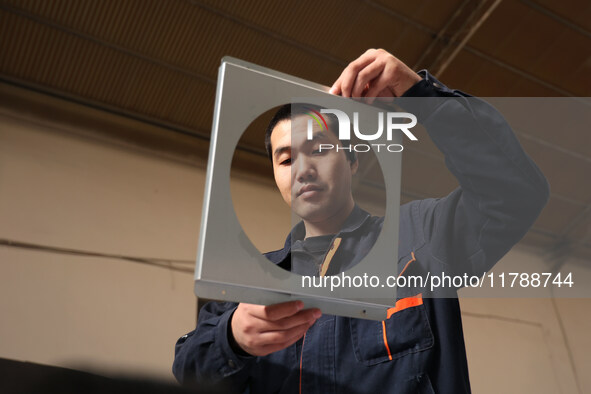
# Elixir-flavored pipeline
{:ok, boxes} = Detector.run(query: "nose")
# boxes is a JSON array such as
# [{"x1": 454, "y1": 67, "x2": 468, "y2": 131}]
[{"x1": 294, "y1": 155, "x2": 317, "y2": 183}]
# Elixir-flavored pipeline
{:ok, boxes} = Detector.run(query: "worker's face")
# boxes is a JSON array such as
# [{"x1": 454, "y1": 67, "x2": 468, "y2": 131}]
[{"x1": 270, "y1": 115, "x2": 358, "y2": 224}]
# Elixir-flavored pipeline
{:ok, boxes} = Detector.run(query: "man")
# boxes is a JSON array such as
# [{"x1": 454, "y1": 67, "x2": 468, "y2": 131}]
[
  {"x1": 264, "y1": 102, "x2": 365, "y2": 277},
  {"x1": 173, "y1": 49, "x2": 549, "y2": 393}
]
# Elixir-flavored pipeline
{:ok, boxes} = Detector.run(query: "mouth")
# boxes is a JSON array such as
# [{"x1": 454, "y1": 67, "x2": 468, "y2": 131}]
[{"x1": 297, "y1": 184, "x2": 323, "y2": 198}]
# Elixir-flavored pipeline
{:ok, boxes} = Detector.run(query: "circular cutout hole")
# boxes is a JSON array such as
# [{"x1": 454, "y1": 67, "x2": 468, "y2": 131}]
[{"x1": 230, "y1": 104, "x2": 387, "y2": 276}]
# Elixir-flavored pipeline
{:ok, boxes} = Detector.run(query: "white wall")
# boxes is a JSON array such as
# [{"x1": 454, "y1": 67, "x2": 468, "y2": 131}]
[{"x1": 0, "y1": 88, "x2": 589, "y2": 391}]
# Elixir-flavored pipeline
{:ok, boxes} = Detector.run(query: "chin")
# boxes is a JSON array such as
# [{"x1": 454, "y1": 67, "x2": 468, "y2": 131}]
[
  {"x1": 294, "y1": 203, "x2": 321, "y2": 217},
  {"x1": 294, "y1": 203, "x2": 334, "y2": 222}
]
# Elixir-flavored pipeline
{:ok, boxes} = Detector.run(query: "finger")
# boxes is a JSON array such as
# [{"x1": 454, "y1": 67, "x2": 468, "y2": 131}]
[
  {"x1": 378, "y1": 88, "x2": 395, "y2": 97},
  {"x1": 259, "y1": 308, "x2": 322, "y2": 332},
  {"x1": 338, "y1": 51, "x2": 380, "y2": 97},
  {"x1": 262, "y1": 331, "x2": 309, "y2": 355},
  {"x1": 365, "y1": 72, "x2": 392, "y2": 104},
  {"x1": 258, "y1": 321, "x2": 312, "y2": 343},
  {"x1": 346, "y1": 48, "x2": 380, "y2": 71},
  {"x1": 329, "y1": 76, "x2": 342, "y2": 95},
  {"x1": 253, "y1": 300, "x2": 304, "y2": 321},
  {"x1": 351, "y1": 60, "x2": 384, "y2": 98},
  {"x1": 257, "y1": 321, "x2": 312, "y2": 354},
  {"x1": 331, "y1": 49, "x2": 379, "y2": 95}
]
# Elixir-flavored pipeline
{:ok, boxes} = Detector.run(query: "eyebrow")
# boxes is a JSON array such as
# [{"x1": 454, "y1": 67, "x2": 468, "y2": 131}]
[
  {"x1": 309, "y1": 131, "x2": 329, "y2": 142},
  {"x1": 272, "y1": 132, "x2": 331, "y2": 159},
  {"x1": 273, "y1": 146, "x2": 291, "y2": 159}
]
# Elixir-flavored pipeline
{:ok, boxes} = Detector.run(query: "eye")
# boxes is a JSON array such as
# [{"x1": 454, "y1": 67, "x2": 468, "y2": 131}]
[{"x1": 280, "y1": 158, "x2": 291, "y2": 165}]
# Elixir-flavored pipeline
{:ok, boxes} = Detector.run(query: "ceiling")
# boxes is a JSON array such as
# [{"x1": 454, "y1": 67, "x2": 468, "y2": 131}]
[{"x1": 1, "y1": 0, "x2": 590, "y2": 262}]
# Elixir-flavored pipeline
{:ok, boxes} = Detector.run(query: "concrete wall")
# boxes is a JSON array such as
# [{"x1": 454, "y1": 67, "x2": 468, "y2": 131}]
[{"x1": 0, "y1": 88, "x2": 589, "y2": 392}]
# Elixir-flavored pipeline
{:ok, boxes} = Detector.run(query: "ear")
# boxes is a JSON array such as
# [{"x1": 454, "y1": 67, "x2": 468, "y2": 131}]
[{"x1": 350, "y1": 157, "x2": 359, "y2": 175}]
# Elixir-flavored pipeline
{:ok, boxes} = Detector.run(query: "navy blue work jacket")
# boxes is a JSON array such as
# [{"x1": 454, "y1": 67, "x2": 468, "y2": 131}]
[{"x1": 173, "y1": 72, "x2": 550, "y2": 393}]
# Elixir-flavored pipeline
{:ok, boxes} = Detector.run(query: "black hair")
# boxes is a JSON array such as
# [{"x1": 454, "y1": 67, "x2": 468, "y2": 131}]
[{"x1": 264, "y1": 103, "x2": 357, "y2": 163}]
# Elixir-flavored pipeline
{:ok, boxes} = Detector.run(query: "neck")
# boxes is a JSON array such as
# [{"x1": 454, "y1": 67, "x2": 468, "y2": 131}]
[{"x1": 303, "y1": 199, "x2": 355, "y2": 238}]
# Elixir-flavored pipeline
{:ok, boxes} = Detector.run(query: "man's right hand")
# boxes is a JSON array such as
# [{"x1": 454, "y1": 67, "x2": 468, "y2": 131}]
[{"x1": 230, "y1": 301, "x2": 322, "y2": 356}]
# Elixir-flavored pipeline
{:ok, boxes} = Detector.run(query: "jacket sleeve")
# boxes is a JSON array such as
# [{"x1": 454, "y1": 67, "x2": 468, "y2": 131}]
[
  {"x1": 172, "y1": 301, "x2": 255, "y2": 390},
  {"x1": 401, "y1": 71, "x2": 550, "y2": 277}
]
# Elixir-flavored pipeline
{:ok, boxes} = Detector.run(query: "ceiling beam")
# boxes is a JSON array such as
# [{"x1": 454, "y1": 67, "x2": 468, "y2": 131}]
[
  {"x1": 362, "y1": 0, "x2": 434, "y2": 34},
  {"x1": 188, "y1": 0, "x2": 348, "y2": 67},
  {"x1": 412, "y1": 0, "x2": 472, "y2": 70},
  {"x1": 463, "y1": 46, "x2": 577, "y2": 97},
  {"x1": 520, "y1": 0, "x2": 591, "y2": 39},
  {"x1": 432, "y1": 0, "x2": 504, "y2": 77}
]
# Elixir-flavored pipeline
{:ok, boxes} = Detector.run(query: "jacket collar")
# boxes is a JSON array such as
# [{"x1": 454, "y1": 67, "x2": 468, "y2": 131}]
[{"x1": 267, "y1": 205, "x2": 371, "y2": 265}]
